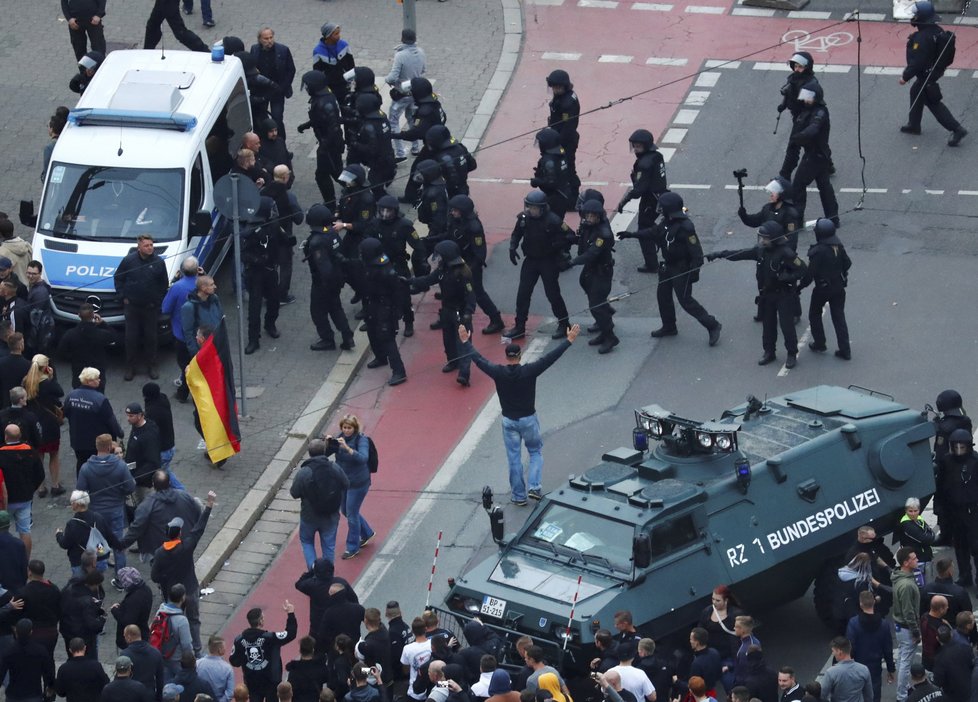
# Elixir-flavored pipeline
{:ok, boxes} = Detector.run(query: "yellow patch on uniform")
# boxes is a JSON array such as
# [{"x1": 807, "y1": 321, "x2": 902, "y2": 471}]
[
  {"x1": 688, "y1": 235, "x2": 698, "y2": 245},
  {"x1": 431, "y1": 203, "x2": 438, "y2": 211},
  {"x1": 410, "y1": 231, "x2": 420, "y2": 240},
  {"x1": 595, "y1": 238, "x2": 604, "y2": 247},
  {"x1": 361, "y1": 210, "x2": 370, "y2": 220},
  {"x1": 787, "y1": 223, "x2": 796, "y2": 232},
  {"x1": 465, "y1": 283, "x2": 473, "y2": 292},
  {"x1": 561, "y1": 224, "x2": 571, "y2": 232},
  {"x1": 636, "y1": 172, "x2": 643, "y2": 180},
  {"x1": 562, "y1": 113, "x2": 570, "y2": 121},
  {"x1": 474, "y1": 237, "x2": 484, "y2": 246},
  {"x1": 793, "y1": 257, "x2": 802, "y2": 266},
  {"x1": 913, "y1": 42, "x2": 919, "y2": 50}
]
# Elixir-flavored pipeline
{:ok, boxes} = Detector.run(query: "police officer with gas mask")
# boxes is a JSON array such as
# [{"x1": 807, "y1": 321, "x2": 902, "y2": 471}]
[
  {"x1": 412, "y1": 159, "x2": 449, "y2": 242},
  {"x1": 570, "y1": 199, "x2": 617, "y2": 354},
  {"x1": 376, "y1": 195, "x2": 427, "y2": 337},
  {"x1": 297, "y1": 71, "x2": 345, "y2": 207},
  {"x1": 425, "y1": 125, "x2": 477, "y2": 198},
  {"x1": 531, "y1": 127, "x2": 576, "y2": 221},
  {"x1": 446, "y1": 195, "x2": 504, "y2": 335},
  {"x1": 799, "y1": 218, "x2": 851, "y2": 360},
  {"x1": 932, "y1": 391, "x2": 972, "y2": 546},
  {"x1": 303, "y1": 204, "x2": 355, "y2": 352},
  {"x1": 788, "y1": 82, "x2": 839, "y2": 227},
  {"x1": 617, "y1": 129, "x2": 667, "y2": 273},
  {"x1": 940, "y1": 429, "x2": 978, "y2": 586},
  {"x1": 347, "y1": 93, "x2": 396, "y2": 198},
  {"x1": 504, "y1": 190, "x2": 574, "y2": 340}
]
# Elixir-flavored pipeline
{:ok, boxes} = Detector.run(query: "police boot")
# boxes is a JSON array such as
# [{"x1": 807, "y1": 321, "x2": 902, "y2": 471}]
[
  {"x1": 503, "y1": 323, "x2": 526, "y2": 340},
  {"x1": 340, "y1": 335, "x2": 355, "y2": 351},
  {"x1": 551, "y1": 322, "x2": 570, "y2": 340},
  {"x1": 404, "y1": 321, "x2": 414, "y2": 337},
  {"x1": 482, "y1": 315, "x2": 505, "y2": 335},
  {"x1": 311, "y1": 338, "x2": 336, "y2": 351},
  {"x1": 650, "y1": 327, "x2": 678, "y2": 338},
  {"x1": 949, "y1": 128, "x2": 968, "y2": 147},
  {"x1": 637, "y1": 263, "x2": 658, "y2": 274},
  {"x1": 588, "y1": 334, "x2": 606, "y2": 347},
  {"x1": 430, "y1": 318, "x2": 443, "y2": 330},
  {"x1": 587, "y1": 323, "x2": 601, "y2": 334},
  {"x1": 367, "y1": 357, "x2": 388, "y2": 369},
  {"x1": 598, "y1": 334, "x2": 620, "y2": 355},
  {"x1": 708, "y1": 323, "x2": 722, "y2": 347},
  {"x1": 245, "y1": 341, "x2": 260, "y2": 355},
  {"x1": 758, "y1": 352, "x2": 776, "y2": 366}
]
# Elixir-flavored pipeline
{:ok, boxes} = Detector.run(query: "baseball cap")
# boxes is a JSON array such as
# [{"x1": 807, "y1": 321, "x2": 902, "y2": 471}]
[
  {"x1": 167, "y1": 517, "x2": 184, "y2": 530},
  {"x1": 125, "y1": 402, "x2": 143, "y2": 415},
  {"x1": 162, "y1": 683, "x2": 184, "y2": 701},
  {"x1": 0, "y1": 257, "x2": 12, "y2": 271},
  {"x1": 0, "y1": 511, "x2": 10, "y2": 529},
  {"x1": 115, "y1": 655, "x2": 133, "y2": 672},
  {"x1": 910, "y1": 662, "x2": 926, "y2": 678},
  {"x1": 505, "y1": 343, "x2": 522, "y2": 358}
]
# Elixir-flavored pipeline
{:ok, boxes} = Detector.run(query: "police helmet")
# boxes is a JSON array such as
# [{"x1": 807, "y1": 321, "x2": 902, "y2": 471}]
[
  {"x1": 338, "y1": 164, "x2": 367, "y2": 187},
  {"x1": 764, "y1": 176, "x2": 792, "y2": 199},
  {"x1": 798, "y1": 80, "x2": 822, "y2": 104},
  {"x1": 434, "y1": 240, "x2": 465, "y2": 266},
  {"x1": 235, "y1": 52, "x2": 259, "y2": 77},
  {"x1": 535, "y1": 128, "x2": 562, "y2": 154},
  {"x1": 424, "y1": 124, "x2": 452, "y2": 151},
  {"x1": 628, "y1": 129, "x2": 655, "y2": 148},
  {"x1": 353, "y1": 66, "x2": 376, "y2": 90},
  {"x1": 355, "y1": 92, "x2": 382, "y2": 116},
  {"x1": 546, "y1": 69, "x2": 571, "y2": 88},
  {"x1": 78, "y1": 51, "x2": 104, "y2": 72},
  {"x1": 657, "y1": 191, "x2": 684, "y2": 217},
  {"x1": 576, "y1": 189, "x2": 606, "y2": 213},
  {"x1": 937, "y1": 390, "x2": 964, "y2": 413},
  {"x1": 410, "y1": 77, "x2": 433, "y2": 100},
  {"x1": 222, "y1": 36, "x2": 245, "y2": 55},
  {"x1": 377, "y1": 195, "x2": 400, "y2": 221},
  {"x1": 949, "y1": 428, "x2": 973, "y2": 446},
  {"x1": 414, "y1": 159, "x2": 442, "y2": 185},
  {"x1": 448, "y1": 194, "x2": 475, "y2": 218},
  {"x1": 758, "y1": 220, "x2": 785, "y2": 240},
  {"x1": 524, "y1": 190, "x2": 549, "y2": 217},
  {"x1": 301, "y1": 70, "x2": 327, "y2": 95},
  {"x1": 359, "y1": 237, "x2": 386, "y2": 266},
  {"x1": 788, "y1": 52, "x2": 814, "y2": 71},
  {"x1": 913, "y1": 0, "x2": 936, "y2": 23},
  {"x1": 813, "y1": 218, "x2": 836, "y2": 241},
  {"x1": 580, "y1": 199, "x2": 604, "y2": 216},
  {"x1": 306, "y1": 204, "x2": 334, "y2": 230}
]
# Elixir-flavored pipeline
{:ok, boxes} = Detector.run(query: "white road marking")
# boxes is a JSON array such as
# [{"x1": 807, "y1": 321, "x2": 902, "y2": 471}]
[
  {"x1": 578, "y1": 0, "x2": 618, "y2": 6},
  {"x1": 580, "y1": 181, "x2": 610, "y2": 186},
  {"x1": 541, "y1": 52, "x2": 582, "y2": 61},
  {"x1": 791, "y1": 10, "x2": 832, "y2": 18},
  {"x1": 840, "y1": 187, "x2": 888, "y2": 194},
  {"x1": 695, "y1": 72, "x2": 722, "y2": 87},
  {"x1": 661, "y1": 128, "x2": 688, "y2": 144},
  {"x1": 633, "y1": 2, "x2": 673, "y2": 9},
  {"x1": 959, "y1": 191, "x2": 978, "y2": 196},
  {"x1": 685, "y1": 5, "x2": 726, "y2": 12},
  {"x1": 753, "y1": 62, "x2": 785, "y2": 71},
  {"x1": 673, "y1": 109, "x2": 699, "y2": 125},
  {"x1": 685, "y1": 91, "x2": 711, "y2": 106},
  {"x1": 954, "y1": 16, "x2": 978, "y2": 24},
  {"x1": 725, "y1": 184, "x2": 765, "y2": 190},
  {"x1": 469, "y1": 177, "x2": 505, "y2": 183},
  {"x1": 512, "y1": 178, "x2": 532, "y2": 185},
  {"x1": 943, "y1": 69, "x2": 960, "y2": 77},
  {"x1": 902, "y1": 189, "x2": 912, "y2": 194},
  {"x1": 815, "y1": 65, "x2": 851, "y2": 73},
  {"x1": 864, "y1": 67, "x2": 903, "y2": 75},
  {"x1": 925, "y1": 189, "x2": 945, "y2": 195},
  {"x1": 859, "y1": 12, "x2": 887, "y2": 20},
  {"x1": 599, "y1": 54, "x2": 635, "y2": 63},
  {"x1": 671, "y1": 183, "x2": 712, "y2": 189},
  {"x1": 705, "y1": 59, "x2": 741, "y2": 69},
  {"x1": 732, "y1": 7, "x2": 775, "y2": 15},
  {"x1": 528, "y1": 0, "x2": 565, "y2": 4},
  {"x1": 659, "y1": 147, "x2": 677, "y2": 163},
  {"x1": 646, "y1": 57, "x2": 689, "y2": 66}
]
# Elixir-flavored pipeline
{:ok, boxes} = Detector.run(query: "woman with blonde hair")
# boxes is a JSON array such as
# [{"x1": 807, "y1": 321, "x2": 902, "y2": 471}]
[
  {"x1": 325, "y1": 414, "x2": 376, "y2": 560},
  {"x1": 23, "y1": 354, "x2": 65, "y2": 496}
]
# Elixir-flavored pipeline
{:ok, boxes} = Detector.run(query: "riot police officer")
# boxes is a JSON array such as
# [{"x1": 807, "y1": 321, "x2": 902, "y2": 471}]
[
  {"x1": 409, "y1": 240, "x2": 477, "y2": 386},
  {"x1": 297, "y1": 71, "x2": 345, "y2": 207},
  {"x1": 304, "y1": 204, "x2": 355, "y2": 351},
  {"x1": 376, "y1": 195, "x2": 428, "y2": 337},
  {"x1": 617, "y1": 129, "x2": 667, "y2": 273},
  {"x1": 425, "y1": 125, "x2": 477, "y2": 198},
  {"x1": 708, "y1": 221, "x2": 807, "y2": 367},
  {"x1": 940, "y1": 429, "x2": 978, "y2": 586},
  {"x1": 335, "y1": 165, "x2": 379, "y2": 305},
  {"x1": 341, "y1": 66, "x2": 380, "y2": 149},
  {"x1": 237, "y1": 52, "x2": 282, "y2": 126},
  {"x1": 446, "y1": 194, "x2": 505, "y2": 335},
  {"x1": 788, "y1": 82, "x2": 839, "y2": 227},
  {"x1": 546, "y1": 69, "x2": 581, "y2": 184},
  {"x1": 739, "y1": 175, "x2": 803, "y2": 322},
  {"x1": 932, "y1": 390, "x2": 972, "y2": 547},
  {"x1": 242, "y1": 196, "x2": 284, "y2": 355},
  {"x1": 800, "y1": 218, "x2": 851, "y2": 360},
  {"x1": 399, "y1": 77, "x2": 448, "y2": 203},
  {"x1": 531, "y1": 127, "x2": 576, "y2": 220},
  {"x1": 900, "y1": 0, "x2": 967, "y2": 146},
  {"x1": 777, "y1": 52, "x2": 835, "y2": 178},
  {"x1": 347, "y1": 93, "x2": 396, "y2": 198},
  {"x1": 570, "y1": 199, "x2": 618, "y2": 354},
  {"x1": 623, "y1": 192, "x2": 721, "y2": 347},
  {"x1": 504, "y1": 190, "x2": 574, "y2": 340},
  {"x1": 359, "y1": 238, "x2": 408, "y2": 387},
  {"x1": 412, "y1": 159, "x2": 449, "y2": 242}
]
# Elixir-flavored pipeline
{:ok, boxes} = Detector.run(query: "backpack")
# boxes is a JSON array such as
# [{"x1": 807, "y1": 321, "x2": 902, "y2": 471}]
[
  {"x1": 28, "y1": 306, "x2": 56, "y2": 355},
  {"x1": 932, "y1": 29, "x2": 956, "y2": 77},
  {"x1": 71, "y1": 517, "x2": 111, "y2": 559},
  {"x1": 149, "y1": 610, "x2": 180, "y2": 659},
  {"x1": 366, "y1": 435, "x2": 379, "y2": 473},
  {"x1": 306, "y1": 461, "x2": 344, "y2": 516}
]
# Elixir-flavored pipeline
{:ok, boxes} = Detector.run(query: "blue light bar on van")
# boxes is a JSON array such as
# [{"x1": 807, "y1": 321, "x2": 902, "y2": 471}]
[{"x1": 68, "y1": 108, "x2": 198, "y2": 132}]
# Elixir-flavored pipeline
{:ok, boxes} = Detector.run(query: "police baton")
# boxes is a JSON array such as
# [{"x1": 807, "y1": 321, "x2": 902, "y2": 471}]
[{"x1": 773, "y1": 110, "x2": 782, "y2": 135}]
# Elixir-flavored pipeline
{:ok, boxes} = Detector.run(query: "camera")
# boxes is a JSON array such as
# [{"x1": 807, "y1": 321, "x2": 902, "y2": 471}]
[
  {"x1": 327, "y1": 437, "x2": 340, "y2": 453},
  {"x1": 732, "y1": 168, "x2": 748, "y2": 179},
  {"x1": 436, "y1": 681, "x2": 451, "y2": 688}
]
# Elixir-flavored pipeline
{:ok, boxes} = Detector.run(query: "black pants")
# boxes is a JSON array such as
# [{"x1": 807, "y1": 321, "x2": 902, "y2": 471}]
[
  {"x1": 310, "y1": 282, "x2": 352, "y2": 342},
  {"x1": 246, "y1": 265, "x2": 280, "y2": 344},
  {"x1": 761, "y1": 291, "x2": 798, "y2": 355},
  {"x1": 244, "y1": 679, "x2": 278, "y2": 702},
  {"x1": 315, "y1": 146, "x2": 341, "y2": 207},
  {"x1": 440, "y1": 309, "x2": 472, "y2": 381},
  {"x1": 780, "y1": 141, "x2": 835, "y2": 179},
  {"x1": 366, "y1": 327, "x2": 405, "y2": 376},
  {"x1": 69, "y1": 21, "x2": 106, "y2": 61},
  {"x1": 124, "y1": 302, "x2": 160, "y2": 368},
  {"x1": 637, "y1": 197, "x2": 660, "y2": 270},
  {"x1": 469, "y1": 261, "x2": 500, "y2": 320},
  {"x1": 809, "y1": 287, "x2": 849, "y2": 353},
  {"x1": 277, "y1": 244, "x2": 294, "y2": 299},
  {"x1": 175, "y1": 344, "x2": 192, "y2": 400},
  {"x1": 368, "y1": 166, "x2": 395, "y2": 200},
  {"x1": 514, "y1": 256, "x2": 568, "y2": 326},
  {"x1": 950, "y1": 511, "x2": 978, "y2": 582},
  {"x1": 580, "y1": 267, "x2": 614, "y2": 335},
  {"x1": 908, "y1": 79, "x2": 961, "y2": 132},
  {"x1": 792, "y1": 154, "x2": 838, "y2": 222},
  {"x1": 143, "y1": 0, "x2": 208, "y2": 52},
  {"x1": 74, "y1": 449, "x2": 96, "y2": 477},
  {"x1": 656, "y1": 270, "x2": 716, "y2": 333},
  {"x1": 270, "y1": 97, "x2": 287, "y2": 140}
]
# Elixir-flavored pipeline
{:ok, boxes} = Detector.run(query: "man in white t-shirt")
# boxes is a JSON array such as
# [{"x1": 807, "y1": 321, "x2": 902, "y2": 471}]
[
  {"x1": 609, "y1": 641, "x2": 656, "y2": 702},
  {"x1": 401, "y1": 617, "x2": 433, "y2": 700}
]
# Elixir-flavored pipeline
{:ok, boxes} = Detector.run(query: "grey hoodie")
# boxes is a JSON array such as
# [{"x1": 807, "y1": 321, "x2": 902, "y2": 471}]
[
  {"x1": 77, "y1": 453, "x2": 136, "y2": 515},
  {"x1": 156, "y1": 601, "x2": 193, "y2": 677},
  {"x1": 385, "y1": 44, "x2": 426, "y2": 85}
]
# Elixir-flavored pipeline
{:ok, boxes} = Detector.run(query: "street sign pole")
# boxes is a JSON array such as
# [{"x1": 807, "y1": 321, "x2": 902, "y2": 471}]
[
  {"x1": 230, "y1": 175, "x2": 248, "y2": 417},
  {"x1": 403, "y1": 0, "x2": 417, "y2": 34}
]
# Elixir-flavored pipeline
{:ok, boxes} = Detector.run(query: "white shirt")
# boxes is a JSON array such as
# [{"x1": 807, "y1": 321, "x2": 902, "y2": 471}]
[
  {"x1": 609, "y1": 665, "x2": 655, "y2": 702},
  {"x1": 401, "y1": 639, "x2": 432, "y2": 700}
]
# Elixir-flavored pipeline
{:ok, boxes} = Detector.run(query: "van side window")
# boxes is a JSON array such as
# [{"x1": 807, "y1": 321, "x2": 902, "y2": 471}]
[
  {"x1": 190, "y1": 153, "x2": 205, "y2": 212},
  {"x1": 224, "y1": 78, "x2": 251, "y2": 152},
  {"x1": 648, "y1": 514, "x2": 698, "y2": 559}
]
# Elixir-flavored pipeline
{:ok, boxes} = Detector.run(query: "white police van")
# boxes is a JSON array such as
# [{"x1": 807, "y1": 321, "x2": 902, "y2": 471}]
[{"x1": 34, "y1": 49, "x2": 252, "y2": 323}]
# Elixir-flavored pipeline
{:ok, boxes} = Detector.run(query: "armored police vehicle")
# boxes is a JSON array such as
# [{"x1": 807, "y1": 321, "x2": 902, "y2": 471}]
[
  {"x1": 443, "y1": 385, "x2": 935, "y2": 668},
  {"x1": 34, "y1": 49, "x2": 252, "y2": 324}
]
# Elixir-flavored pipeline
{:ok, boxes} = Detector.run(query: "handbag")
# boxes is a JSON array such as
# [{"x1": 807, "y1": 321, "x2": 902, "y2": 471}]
[{"x1": 72, "y1": 517, "x2": 112, "y2": 559}]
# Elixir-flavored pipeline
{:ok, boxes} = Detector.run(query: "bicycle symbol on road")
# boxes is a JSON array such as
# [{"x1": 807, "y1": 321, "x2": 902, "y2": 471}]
[{"x1": 782, "y1": 29, "x2": 854, "y2": 53}]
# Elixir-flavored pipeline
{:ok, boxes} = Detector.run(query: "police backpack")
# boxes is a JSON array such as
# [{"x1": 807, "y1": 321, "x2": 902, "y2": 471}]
[{"x1": 932, "y1": 29, "x2": 956, "y2": 77}]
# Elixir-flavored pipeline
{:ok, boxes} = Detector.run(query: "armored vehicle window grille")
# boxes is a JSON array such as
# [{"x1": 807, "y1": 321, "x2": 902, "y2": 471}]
[
  {"x1": 648, "y1": 514, "x2": 698, "y2": 560},
  {"x1": 519, "y1": 503, "x2": 633, "y2": 573},
  {"x1": 736, "y1": 407, "x2": 845, "y2": 464}
]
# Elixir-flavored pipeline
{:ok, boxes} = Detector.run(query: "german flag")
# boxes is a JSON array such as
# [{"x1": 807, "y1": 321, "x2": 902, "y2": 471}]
[{"x1": 186, "y1": 318, "x2": 241, "y2": 463}]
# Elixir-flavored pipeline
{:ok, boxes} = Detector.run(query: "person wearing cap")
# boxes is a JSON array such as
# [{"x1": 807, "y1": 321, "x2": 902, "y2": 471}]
[
  {"x1": 114, "y1": 234, "x2": 169, "y2": 381},
  {"x1": 458, "y1": 323, "x2": 579, "y2": 505},
  {"x1": 0, "y1": 255, "x2": 28, "y2": 299},
  {"x1": 151, "y1": 490, "x2": 216, "y2": 656},
  {"x1": 899, "y1": 1, "x2": 967, "y2": 147},
  {"x1": 102, "y1": 655, "x2": 154, "y2": 702},
  {"x1": 313, "y1": 23, "x2": 356, "y2": 104},
  {"x1": 124, "y1": 402, "x2": 162, "y2": 498},
  {"x1": 121, "y1": 470, "x2": 202, "y2": 560},
  {"x1": 907, "y1": 662, "x2": 944, "y2": 702},
  {"x1": 787, "y1": 83, "x2": 839, "y2": 228},
  {"x1": 142, "y1": 0, "x2": 207, "y2": 52},
  {"x1": 63, "y1": 367, "x2": 124, "y2": 475},
  {"x1": 111, "y1": 568, "x2": 154, "y2": 649},
  {"x1": 385, "y1": 29, "x2": 427, "y2": 161}
]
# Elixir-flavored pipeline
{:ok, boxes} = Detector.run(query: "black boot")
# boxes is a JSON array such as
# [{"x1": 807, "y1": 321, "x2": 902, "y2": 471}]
[
  {"x1": 551, "y1": 323, "x2": 569, "y2": 340},
  {"x1": 598, "y1": 335, "x2": 620, "y2": 354},
  {"x1": 588, "y1": 334, "x2": 606, "y2": 347},
  {"x1": 503, "y1": 323, "x2": 525, "y2": 339},
  {"x1": 245, "y1": 341, "x2": 260, "y2": 355},
  {"x1": 650, "y1": 327, "x2": 678, "y2": 338},
  {"x1": 311, "y1": 338, "x2": 336, "y2": 351},
  {"x1": 758, "y1": 352, "x2": 776, "y2": 366},
  {"x1": 482, "y1": 316, "x2": 504, "y2": 335},
  {"x1": 404, "y1": 322, "x2": 414, "y2": 338}
]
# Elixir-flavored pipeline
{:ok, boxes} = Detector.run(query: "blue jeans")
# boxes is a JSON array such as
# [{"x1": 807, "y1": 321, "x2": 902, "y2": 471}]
[
  {"x1": 894, "y1": 626, "x2": 916, "y2": 702},
  {"x1": 341, "y1": 484, "x2": 374, "y2": 554},
  {"x1": 106, "y1": 508, "x2": 127, "y2": 570},
  {"x1": 182, "y1": 0, "x2": 212, "y2": 22},
  {"x1": 71, "y1": 559, "x2": 108, "y2": 578},
  {"x1": 299, "y1": 512, "x2": 340, "y2": 569},
  {"x1": 160, "y1": 448, "x2": 185, "y2": 489},
  {"x1": 389, "y1": 96, "x2": 419, "y2": 157},
  {"x1": 502, "y1": 414, "x2": 543, "y2": 502}
]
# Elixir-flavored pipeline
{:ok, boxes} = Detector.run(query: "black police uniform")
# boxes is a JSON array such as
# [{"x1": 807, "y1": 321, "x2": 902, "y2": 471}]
[
  {"x1": 939, "y1": 437, "x2": 978, "y2": 585},
  {"x1": 377, "y1": 200, "x2": 428, "y2": 335},
  {"x1": 347, "y1": 94, "x2": 396, "y2": 198},
  {"x1": 297, "y1": 72, "x2": 345, "y2": 207},
  {"x1": 933, "y1": 394, "x2": 973, "y2": 546},
  {"x1": 738, "y1": 186, "x2": 803, "y2": 321},
  {"x1": 360, "y1": 244, "x2": 408, "y2": 385},
  {"x1": 509, "y1": 203, "x2": 573, "y2": 338},
  {"x1": 427, "y1": 129, "x2": 477, "y2": 199},
  {"x1": 631, "y1": 198, "x2": 720, "y2": 344},
  {"x1": 570, "y1": 211, "x2": 617, "y2": 351},
  {"x1": 304, "y1": 208, "x2": 355, "y2": 351},
  {"x1": 400, "y1": 78, "x2": 448, "y2": 202},
  {"x1": 337, "y1": 184, "x2": 379, "y2": 301},
  {"x1": 415, "y1": 165, "x2": 449, "y2": 242},
  {"x1": 777, "y1": 54, "x2": 834, "y2": 178},
  {"x1": 800, "y1": 221, "x2": 851, "y2": 358},
  {"x1": 446, "y1": 199, "x2": 504, "y2": 333},
  {"x1": 410, "y1": 247, "x2": 477, "y2": 385},
  {"x1": 531, "y1": 130, "x2": 576, "y2": 220},
  {"x1": 342, "y1": 67, "x2": 380, "y2": 149},
  {"x1": 143, "y1": 0, "x2": 208, "y2": 52},
  {"x1": 902, "y1": 18, "x2": 965, "y2": 140},
  {"x1": 619, "y1": 138, "x2": 667, "y2": 272},
  {"x1": 788, "y1": 90, "x2": 839, "y2": 226},
  {"x1": 547, "y1": 82, "x2": 581, "y2": 181},
  {"x1": 242, "y1": 198, "x2": 284, "y2": 353}
]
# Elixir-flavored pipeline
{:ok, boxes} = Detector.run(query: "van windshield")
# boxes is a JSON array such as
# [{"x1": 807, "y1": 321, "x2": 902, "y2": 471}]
[{"x1": 39, "y1": 163, "x2": 184, "y2": 242}]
